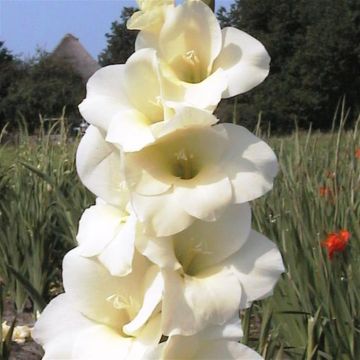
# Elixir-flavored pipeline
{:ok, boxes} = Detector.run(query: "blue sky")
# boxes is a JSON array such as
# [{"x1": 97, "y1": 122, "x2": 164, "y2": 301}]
[{"x1": 0, "y1": 0, "x2": 233, "y2": 61}]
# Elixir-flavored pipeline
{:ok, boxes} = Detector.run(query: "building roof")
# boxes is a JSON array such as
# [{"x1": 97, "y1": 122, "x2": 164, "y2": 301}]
[{"x1": 52, "y1": 33, "x2": 100, "y2": 82}]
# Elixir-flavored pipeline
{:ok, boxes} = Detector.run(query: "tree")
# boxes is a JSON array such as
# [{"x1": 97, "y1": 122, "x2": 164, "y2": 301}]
[
  {"x1": 98, "y1": 7, "x2": 138, "y2": 66},
  {"x1": 0, "y1": 41, "x2": 13, "y2": 64},
  {"x1": 217, "y1": 0, "x2": 360, "y2": 132},
  {"x1": 1, "y1": 50, "x2": 85, "y2": 132},
  {"x1": 0, "y1": 42, "x2": 19, "y2": 129}
]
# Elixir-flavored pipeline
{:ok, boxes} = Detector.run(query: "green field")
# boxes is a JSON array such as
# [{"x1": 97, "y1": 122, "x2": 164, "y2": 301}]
[{"x1": 0, "y1": 114, "x2": 359, "y2": 359}]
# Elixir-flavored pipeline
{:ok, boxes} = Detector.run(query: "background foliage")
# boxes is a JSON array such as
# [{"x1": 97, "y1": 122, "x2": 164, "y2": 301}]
[
  {"x1": 97, "y1": 0, "x2": 360, "y2": 132},
  {"x1": 0, "y1": 44, "x2": 84, "y2": 132},
  {"x1": 1, "y1": 0, "x2": 359, "y2": 133},
  {"x1": 0, "y1": 119, "x2": 93, "y2": 313},
  {"x1": 1, "y1": 109, "x2": 359, "y2": 358},
  {"x1": 1, "y1": 1, "x2": 360, "y2": 358},
  {"x1": 216, "y1": 0, "x2": 360, "y2": 132},
  {"x1": 98, "y1": 7, "x2": 138, "y2": 66}
]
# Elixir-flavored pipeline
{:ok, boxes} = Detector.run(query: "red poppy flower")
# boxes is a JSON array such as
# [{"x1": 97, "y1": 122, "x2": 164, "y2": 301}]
[
  {"x1": 322, "y1": 230, "x2": 350, "y2": 260},
  {"x1": 319, "y1": 186, "x2": 332, "y2": 197},
  {"x1": 355, "y1": 149, "x2": 360, "y2": 159}
]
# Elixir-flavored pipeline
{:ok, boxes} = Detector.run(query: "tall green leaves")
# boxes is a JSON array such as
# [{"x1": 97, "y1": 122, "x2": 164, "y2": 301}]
[
  {"x1": 0, "y1": 119, "x2": 94, "y2": 312},
  {"x1": 1, "y1": 110, "x2": 359, "y2": 357},
  {"x1": 246, "y1": 111, "x2": 360, "y2": 359}
]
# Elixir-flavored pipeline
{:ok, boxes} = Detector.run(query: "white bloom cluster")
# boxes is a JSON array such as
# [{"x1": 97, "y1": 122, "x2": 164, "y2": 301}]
[{"x1": 33, "y1": 1, "x2": 284, "y2": 358}]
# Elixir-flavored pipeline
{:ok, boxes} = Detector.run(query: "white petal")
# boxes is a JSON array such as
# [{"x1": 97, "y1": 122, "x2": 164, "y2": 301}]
[
  {"x1": 156, "y1": 61, "x2": 186, "y2": 104},
  {"x1": 182, "y1": 68, "x2": 227, "y2": 110},
  {"x1": 72, "y1": 325, "x2": 133, "y2": 360},
  {"x1": 32, "y1": 294, "x2": 93, "y2": 359},
  {"x1": 77, "y1": 203, "x2": 125, "y2": 257},
  {"x1": 98, "y1": 213, "x2": 137, "y2": 276},
  {"x1": 221, "y1": 124, "x2": 278, "y2": 203},
  {"x1": 127, "y1": 11, "x2": 157, "y2": 32},
  {"x1": 124, "y1": 266, "x2": 163, "y2": 335},
  {"x1": 144, "y1": 318, "x2": 253, "y2": 360},
  {"x1": 127, "y1": 2, "x2": 171, "y2": 32},
  {"x1": 35, "y1": 256, "x2": 162, "y2": 360},
  {"x1": 159, "y1": 1, "x2": 222, "y2": 77},
  {"x1": 63, "y1": 248, "x2": 149, "y2": 329},
  {"x1": 159, "y1": 65, "x2": 227, "y2": 111},
  {"x1": 128, "y1": 168, "x2": 172, "y2": 196},
  {"x1": 196, "y1": 340, "x2": 263, "y2": 359},
  {"x1": 136, "y1": 229, "x2": 181, "y2": 270},
  {"x1": 197, "y1": 316, "x2": 243, "y2": 342},
  {"x1": 106, "y1": 110, "x2": 155, "y2": 152},
  {"x1": 86, "y1": 64, "x2": 127, "y2": 98},
  {"x1": 135, "y1": 31, "x2": 159, "y2": 51},
  {"x1": 79, "y1": 65, "x2": 129, "y2": 131},
  {"x1": 79, "y1": 96, "x2": 123, "y2": 132},
  {"x1": 226, "y1": 230, "x2": 285, "y2": 308},
  {"x1": 144, "y1": 319, "x2": 246, "y2": 360},
  {"x1": 123, "y1": 48, "x2": 163, "y2": 123},
  {"x1": 174, "y1": 169, "x2": 232, "y2": 221},
  {"x1": 127, "y1": 314, "x2": 163, "y2": 360},
  {"x1": 162, "y1": 267, "x2": 241, "y2": 336},
  {"x1": 174, "y1": 203, "x2": 251, "y2": 273},
  {"x1": 125, "y1": 120, "x2": 228, "y2": 197},
  {"x1": 143, "y1": 343, "x2": 167, "y2": 360},
  {"x1": 214, "y1": 27, "x2": 270, "y2": 97},
  {"x1": 131, "y1": 190, "x2": 194, "y2": 236},
  {"x1": 159, "y1": 335, "x2": 199, "y2": 359},
  {"x1": 150, "y1": 106, "x2": 218, "y2": 139},
  {"x1": 76, "y1": 126, "x2": 128, "y2": 206},
  {"x1": 125, "y1": 126, "x2": 232, "y2": 235},
  {"x1": 145, "y1": 340, "x2": 263, "y2": 360},
  {"x1": 124, "y1": 147, "x2": 172, "y2": 196}
]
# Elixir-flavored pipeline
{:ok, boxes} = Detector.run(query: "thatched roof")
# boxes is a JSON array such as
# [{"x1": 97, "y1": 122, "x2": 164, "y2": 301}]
[{"x1": 52, "y1": 33, "x2": 100, "y2": 82}]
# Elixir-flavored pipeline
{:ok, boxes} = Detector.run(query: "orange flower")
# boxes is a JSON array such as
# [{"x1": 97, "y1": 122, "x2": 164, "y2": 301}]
[
  {"x1": 321, "y1": 230, "x2": 350, "y2": 260},
  {"x1": 355, "y1": 148, "x2": 360, "y2": 159},
  {"x1": 319, "y1": 186, "x2": 332, "y2": 197}
]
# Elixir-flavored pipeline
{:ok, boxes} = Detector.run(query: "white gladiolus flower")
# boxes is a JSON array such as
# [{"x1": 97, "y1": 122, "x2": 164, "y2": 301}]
[
  {"x1": 127, "y1": 0, "x2": 174, "y2": 33},
  {"x1": 79, "y1": 49, "x2": 218, "y2": 152},
  {"x1": 32, "y1": 249, "x2": 163, "y2": 359},
  {"x1": 136, "y1": 0, "x2": 270, "y2": 110},
  {"x1": 76, "y1": 198, "x2": 179, "y2": 277},
  {"x1": 78, "y1": 48, "x2": 163, "y2": 152},
  {"x1": 137, "y1": 205, "x2": 284, "y2": 335},
  {"x1": 77, "y1": 199, "x2": 137, "y2": 277},
  {"x1": 77, "y1": 122, "x2": 278, "y2": 237},
  {"x1": 76, "y1": 125, "x2": 128, "y2": 207},
  {"x1": 34, "y1": 0, "x2": 285, "y2": 356},
  {"x1": 144, "y1": 317, "x2": 263, "y2": 359},
  {"x1": 124, "y1": 122, "x2": 278, "y2": 236}
]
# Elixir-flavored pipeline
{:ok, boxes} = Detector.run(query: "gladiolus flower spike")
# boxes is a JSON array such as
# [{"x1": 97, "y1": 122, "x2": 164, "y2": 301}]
[{"x1": 33, "y1": 1, "x2": 285, "y2": 359}]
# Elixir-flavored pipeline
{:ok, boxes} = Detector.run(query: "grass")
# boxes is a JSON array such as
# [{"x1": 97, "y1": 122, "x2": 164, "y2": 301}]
[
  {"x1": 245, "y1": 110, "x2": 360, "y2": 359},
  {"x1": 0, "y1": 119, "x2": 94, "y2": 314},
  {"x1": 0, "y1": 111, "x2": 359, "y2": 359}
]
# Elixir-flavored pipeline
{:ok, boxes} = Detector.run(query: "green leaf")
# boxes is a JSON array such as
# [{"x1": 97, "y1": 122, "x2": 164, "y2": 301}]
[
  {"x1": 6, "y1": 264, "x2": 47, "y2": 311},
  {"x1": 19, "y1": 161, "x2": 54, "y2": 187}
]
